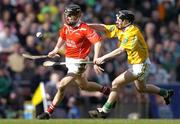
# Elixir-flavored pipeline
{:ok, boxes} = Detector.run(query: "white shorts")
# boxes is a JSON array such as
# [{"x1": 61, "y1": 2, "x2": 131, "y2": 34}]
[
  {"x1": 128, "y1": 58, "x2": 151, "y2": 81},
  {"x1": 65, "y1": 57, "x2": 88, "y2": 75}
]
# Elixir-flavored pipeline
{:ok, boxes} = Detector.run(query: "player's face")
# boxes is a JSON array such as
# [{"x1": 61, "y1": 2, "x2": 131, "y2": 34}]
[
  {"x1": 116, "y1": 16, "x2": 124, "y2": 29},
  {"x1": 116, "y1": 16, "x2": 130, "y2": 29},
  {"x1": 64, "y1": 13, "x2": 80, "y2": 26}
]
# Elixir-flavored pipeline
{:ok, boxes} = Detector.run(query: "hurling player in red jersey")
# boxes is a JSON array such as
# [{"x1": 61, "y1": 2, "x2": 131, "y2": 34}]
[{"x1": 37, "y1": 4, "x2": 110, "y2": 119}]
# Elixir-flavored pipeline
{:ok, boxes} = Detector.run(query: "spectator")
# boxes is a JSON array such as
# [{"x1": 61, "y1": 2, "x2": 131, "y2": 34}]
[
  {"x1": 0, "y1": 63, "x2": 12, "y2": 118},
  {"x1": 0, "y1": 24, "x2": 19, "y2": 53},
  {"x1": 67, "y1": 96, "x2": 80, "y2": 118},
  {"x1": 8, "y1": 42, "x2": 25, "y2": 78},
  {"x1": 0, "y1": 63, "x2": 12, "y2": 98},
  {"x1": 25, "y1": 35, "x2": 39, "y2": 55},
  {"x1": 155, "y1": 60, "x2": 170, "y2": 84}
]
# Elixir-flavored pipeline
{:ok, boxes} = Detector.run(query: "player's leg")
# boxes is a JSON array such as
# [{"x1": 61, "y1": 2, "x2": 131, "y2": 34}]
[
  {"x1": 134, "y1": 80, "x2": 160, "y2": 94},
  {"x1": 132, "y1": 60, "x2": 174, "y2": 105},
  {"x1": 89, "y1": 70, "x2": 136, "y2": 118},
  {"x1": 134, "y1": 80, "x2": 174, "y2": 105},
  {"x1": 73, "y1": 58, "x2": 110, "y2": 95},
  {"x1": 75, "y1": 75, "x2": 110, "y2": 96},
  {"x1": 51, "y1": 73, "x2": 76, "y2": 106},
  {"x1": 37, "y1": 73, "x2": 76, "y2": 119}
]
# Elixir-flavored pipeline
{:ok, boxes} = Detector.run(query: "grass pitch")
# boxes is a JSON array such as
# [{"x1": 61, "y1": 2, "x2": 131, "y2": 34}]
[{"x1": 1, "y1": 119, "x2": 180, "y2": 124}]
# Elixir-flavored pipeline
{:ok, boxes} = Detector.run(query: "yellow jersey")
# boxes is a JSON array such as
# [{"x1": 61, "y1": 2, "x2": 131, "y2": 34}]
[{"x1": 105, "y1": 24, "x2": 149, "y2": 64}]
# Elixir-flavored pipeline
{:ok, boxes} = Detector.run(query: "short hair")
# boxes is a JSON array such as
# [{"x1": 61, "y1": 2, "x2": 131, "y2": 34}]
[{"x1": 116, "y1": 10, "x2": 135, "y2": 23}]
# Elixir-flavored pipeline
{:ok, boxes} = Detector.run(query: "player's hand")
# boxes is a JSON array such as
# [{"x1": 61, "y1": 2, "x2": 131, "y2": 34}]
[
  {"x1": 93, "y1": 64, "x2": 104, "y2": 75},
  {"x1": 94, "y1": 57, "x2": 105, "y2": 65},
  {"x1": 48, "y1": 50, "x2": 58, "y2": 58}
]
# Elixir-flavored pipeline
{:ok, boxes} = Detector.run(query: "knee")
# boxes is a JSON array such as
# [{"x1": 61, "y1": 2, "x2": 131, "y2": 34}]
[
  {"x1": 112, "y1": 80, "x2": 119, "y2": 90},
  {"x1": 57, "y1": 81, "x2": 66, "y2": 92}
]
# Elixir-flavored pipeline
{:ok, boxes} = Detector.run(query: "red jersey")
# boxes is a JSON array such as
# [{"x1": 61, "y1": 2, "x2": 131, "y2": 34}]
[{"x1": 59, "y1": 22, "x2": 101, "y2": 59}]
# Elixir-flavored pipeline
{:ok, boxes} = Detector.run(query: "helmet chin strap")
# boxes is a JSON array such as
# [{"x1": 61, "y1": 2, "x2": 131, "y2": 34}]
[
  {"x1": 67, "y1": 19, "x2": 81, "y2": 27},
  {"x1": 73, "y1": 20, "x2": 81, "y2": 27}
]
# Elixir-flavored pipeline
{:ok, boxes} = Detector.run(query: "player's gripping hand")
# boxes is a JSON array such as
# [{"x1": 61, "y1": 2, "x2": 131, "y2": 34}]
[
  {"x1": 94, "y1": 57, "x2": 105, "y2": 65},
  {"x1": 48, "y1": 47, "x2": 59, "y2": 58},
  {"x1": 93, "y1": 64, "x2": 104, "y2": 74},
  {"x1": 93, "y1": 57, "x2": 104, "y2": 74}
]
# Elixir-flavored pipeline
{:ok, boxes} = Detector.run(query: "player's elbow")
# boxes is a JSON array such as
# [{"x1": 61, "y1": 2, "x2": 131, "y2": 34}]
[{"x1": 94, "y1": 41, "x2": 102, "y2": 47}]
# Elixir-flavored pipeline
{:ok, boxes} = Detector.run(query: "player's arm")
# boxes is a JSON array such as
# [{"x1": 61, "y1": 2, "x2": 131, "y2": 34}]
[
  {"x1": 48, "y1": 26, "x2": 66, "y2": 57},
  {"x1": 95, "y1": 47, "x2": 125, "y2": 65},
  {"x1": 86, "y1": 25, "x2": 104, "y2": 74},
  {"x1": 85, "y1": 25, "x2": 102, "y2": 60},
  {"x1": 89, "y1": 24, "x2": 118, "y2": 38},
  {"x1": 93, "y1": 41, "x2": 101, "y2": 61},
  {"x1": 48, "y1": 37, "x2": 65, "y2": 57},
  {"x1": 93, "y1": 41, "x2": 105, "y2": 74},
  {"x1": 88, "y1": 23, "x2": 106, "y2": 32}
]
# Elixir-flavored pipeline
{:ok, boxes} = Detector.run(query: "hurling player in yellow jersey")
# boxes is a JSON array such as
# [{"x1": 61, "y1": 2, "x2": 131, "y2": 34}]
[{"x1": 88, "y1": 10, "x2": 174, "y2": 118}]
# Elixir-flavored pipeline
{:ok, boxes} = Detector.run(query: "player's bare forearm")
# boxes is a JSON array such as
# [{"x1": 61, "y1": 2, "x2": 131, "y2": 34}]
[
  {"x1": 102, "y1": 47, "x2": 125, "y2": 61},
  {"x1": 54, "y1": 37, "x2": 65, "y2": 51},
  {"x1": 93, "y1": 41, "x2": 102, "y2": 61},
  {"x1": 93, "y1": 41, "x2": 104, "y2": 74},
  {"x1": 88, "y1": 23, "x2": 106, "y2": 32},
  {"x1": 48, "y1": 37, "x2": 65, "y2": 57}
]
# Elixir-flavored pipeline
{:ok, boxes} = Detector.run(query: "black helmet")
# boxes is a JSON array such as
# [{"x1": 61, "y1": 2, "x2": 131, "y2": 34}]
[
  {"x1": 116, "y1": 10, "x2": 135, "y2": 24},
  {"x1": 64, "y1": 4, "x2": 81, "y2": 26}
]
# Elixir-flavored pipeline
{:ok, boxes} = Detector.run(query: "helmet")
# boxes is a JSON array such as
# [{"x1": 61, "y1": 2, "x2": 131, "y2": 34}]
[
  {"x1": 116, "y1": 10, "x2": 135, "y2": 24},
  {"x1": 64, "y1": 4, "x2": 81, "y2": 26}
]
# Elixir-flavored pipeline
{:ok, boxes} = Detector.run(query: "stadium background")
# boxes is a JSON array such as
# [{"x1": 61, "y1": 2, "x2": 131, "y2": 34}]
[{"x1": 0, "y1": 0, "x2": 180, "y2": 120}]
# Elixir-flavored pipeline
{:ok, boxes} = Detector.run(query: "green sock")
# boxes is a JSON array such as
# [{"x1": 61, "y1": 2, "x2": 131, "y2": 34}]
[
  {"x1": 102, "y1": 102, "x2": 114, "y2": 113},
  {"x1": 159, "y1": 89, "x2": 167, "y2": 97}
]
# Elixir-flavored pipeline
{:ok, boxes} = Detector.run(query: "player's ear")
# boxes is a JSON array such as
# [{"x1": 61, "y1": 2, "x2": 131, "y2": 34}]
[{"x1": 124, "y1": 19, "x2": 129, "y2": 25}]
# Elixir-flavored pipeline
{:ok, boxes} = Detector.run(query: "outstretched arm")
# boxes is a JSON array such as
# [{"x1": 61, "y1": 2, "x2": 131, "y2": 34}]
[
  {"x1": 95, "y1": 47, "x2": 125, "y2": 65},
  {"x1": 88, "y1": 23, "x2": 106, "y2": 32}
]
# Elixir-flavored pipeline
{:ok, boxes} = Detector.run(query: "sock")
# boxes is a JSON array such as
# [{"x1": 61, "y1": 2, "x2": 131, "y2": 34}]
[
  {"x1": 102, "y1": 102, "x2": 114, "y2": 113},
  {"x1": 100, "y1": 86, "x2": 110, "y2": 96},
  {"x1": 159, "y1": 89, "x2": 167, "y2": 97},
  {"x1": 46, "y1": 103, "x2": 55, "y2": 114}
]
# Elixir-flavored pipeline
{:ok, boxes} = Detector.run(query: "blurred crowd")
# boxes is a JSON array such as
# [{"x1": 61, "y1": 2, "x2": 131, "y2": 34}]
[{"x1": 0, "y1": 0, "x2": 180, "y2": 119}]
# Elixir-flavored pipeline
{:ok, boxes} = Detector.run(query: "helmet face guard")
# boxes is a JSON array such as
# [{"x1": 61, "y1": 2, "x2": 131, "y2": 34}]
[{"x1": 64, "y1": 4, "x2": 81, "y2": 26}]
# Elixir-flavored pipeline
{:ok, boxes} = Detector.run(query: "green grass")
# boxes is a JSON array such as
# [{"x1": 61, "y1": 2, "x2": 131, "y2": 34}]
[{"x1": 1, "y1": 119, "x2": 180, "y2": 124}]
